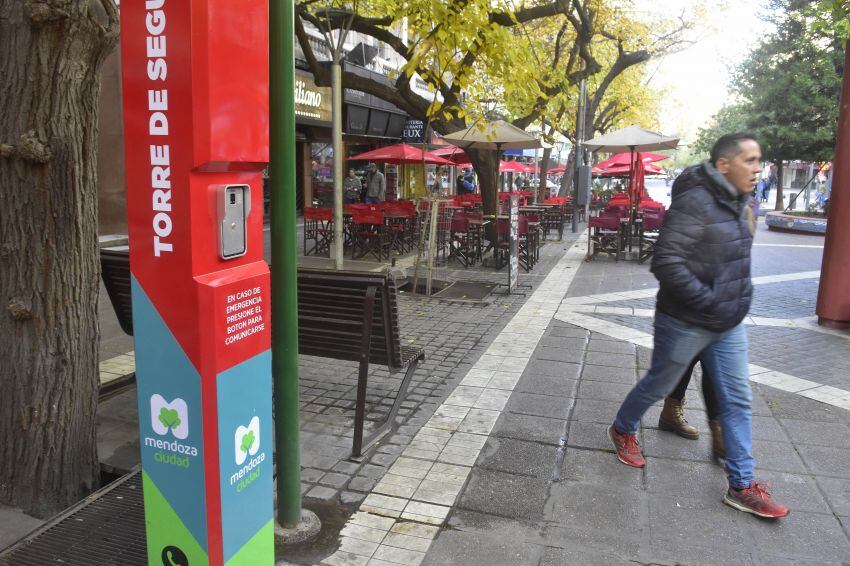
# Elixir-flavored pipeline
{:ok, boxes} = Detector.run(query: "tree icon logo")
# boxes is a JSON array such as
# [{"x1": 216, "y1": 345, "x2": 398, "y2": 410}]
[
  {"x1": 234, "y1": 416, "x2": 260, "y2": 465},
  {"x1": 150, "y1": 395, "x2": 189, "y2": 439}
]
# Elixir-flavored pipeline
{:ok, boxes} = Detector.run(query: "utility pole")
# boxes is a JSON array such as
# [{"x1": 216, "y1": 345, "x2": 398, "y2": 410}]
[
  {"x1": 315, "y1": 9, "x2": 354, "y2": 270},
  {"x1": 271, "y1": 0, "x2": 320, "y2": 544},
  {"x1": 572, "y1": 78, "x2": 587, "y2": 233},
  {"x1": 331, "y1": 58, "x2": 344, "y2": 269}
]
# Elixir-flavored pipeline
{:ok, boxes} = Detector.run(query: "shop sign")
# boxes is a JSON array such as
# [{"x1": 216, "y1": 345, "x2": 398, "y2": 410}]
[
  {"x1": 295, "y1": 69, "x2": 332, "y2": 125},
  {"x1": 402, "y1": 119, "x2": 426, "y2": 143}
]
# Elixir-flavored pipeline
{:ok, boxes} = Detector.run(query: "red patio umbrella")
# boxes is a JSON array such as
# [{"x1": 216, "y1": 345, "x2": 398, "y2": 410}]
[
  {"x1": 348, "y1": 143, "x2": 452, "y2": 165},
  {"x1": 594, "y1": 152, "x2": 669, "y2": 171},
  {"x1": 547, "y1": 165, "x2": 566, "y2": 174},
  {"x1": 430, "y1": 145, "x2": 470, "y2": 163},
  {"x1": 499, "y1": 160, "x2": 529, "y2": 173},
  {"x1": 593, "y1": 161, "x2": 666, "y2": 176}
]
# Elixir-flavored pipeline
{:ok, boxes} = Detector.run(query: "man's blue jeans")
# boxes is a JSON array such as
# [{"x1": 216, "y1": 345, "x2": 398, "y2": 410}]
[
  {"x1": 614, "y1": 312, "x2": 754, "y2": 488},
  {"x1": 365, "y1": 196, "x2": 381, "y2": 204}
]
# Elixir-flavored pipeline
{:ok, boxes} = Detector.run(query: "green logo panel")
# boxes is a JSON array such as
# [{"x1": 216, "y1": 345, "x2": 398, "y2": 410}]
[{"x1": 142, "y1": 471, "x2": 208, "y2": 565}]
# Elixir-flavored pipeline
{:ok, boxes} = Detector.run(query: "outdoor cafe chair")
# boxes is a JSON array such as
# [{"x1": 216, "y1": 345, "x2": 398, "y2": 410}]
[
  {"x1": 587, "y1": 210, "x2": 622, "y2": 261},
  {"x1": 522, "y1": 212, "x2": 542, "y2": 265},
  {"x1": 351, "y1": 210, "x2": 391, "y2": 261},
  {"x1": 638, "y1": 209, "x2": 665, "y2": 264},
  {"x1": 448, "y1": 215, "x2": 472, "y2": 268},
  {"x1": 383, "y1": 203, "x2": 415, "y2": 254},
  {"x1": 518, "y1": 215, "x2": 536, "y2": 272},
  {"x1": 463, "y1": 210, "x2": 486, "y2": 263},
  {"x1": 303, "y1": 207, "x2": 334, "y2": 257},
  {"x1": 494, "y1": 217, "x2": 511, "y2": 270}
]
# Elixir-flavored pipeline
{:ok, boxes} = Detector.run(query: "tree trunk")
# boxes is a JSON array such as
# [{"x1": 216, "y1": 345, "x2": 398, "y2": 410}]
[
  {"x1": 558, "y1": 149, "x2": 576, "y2": 198},
  {"x1": 537, "y1": 146, "x2": 552, "y2": 202},
  {"x1": 465, "y1": 148, "x2": 500, "y2": 240},
  {"x1": 0, "y1": 0, "x2": 119, "y2": 517},
  {"x1": 774, "y1": 160, "x2": 785, "y2": 211}
]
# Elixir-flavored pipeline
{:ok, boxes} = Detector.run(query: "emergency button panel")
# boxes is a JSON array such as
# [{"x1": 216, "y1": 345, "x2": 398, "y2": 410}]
[{"x1": 218, "y1": 184, "x2": 250, "y2": 259}]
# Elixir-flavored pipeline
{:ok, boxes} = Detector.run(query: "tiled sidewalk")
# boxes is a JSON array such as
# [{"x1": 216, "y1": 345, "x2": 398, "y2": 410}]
[
  {"x1": 313, "y1": 236, "x2": 589, "y2": 565},
  {"x1": 318, "y1": 228, "x2": 850, "y2": 566}
]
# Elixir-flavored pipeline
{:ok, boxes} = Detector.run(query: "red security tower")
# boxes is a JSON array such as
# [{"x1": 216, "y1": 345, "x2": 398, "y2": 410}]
[{"x1": 120, "y1": 1, "x2": 274, "y2": 564}]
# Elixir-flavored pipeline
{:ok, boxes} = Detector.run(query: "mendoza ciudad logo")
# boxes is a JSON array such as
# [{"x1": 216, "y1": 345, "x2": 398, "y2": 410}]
[
  {"x1": 146, "y1": 394, "x2": 198, "y2": 468},
  {"x1": 231, "y1": 416, "x2": 264, "y2": 492}
]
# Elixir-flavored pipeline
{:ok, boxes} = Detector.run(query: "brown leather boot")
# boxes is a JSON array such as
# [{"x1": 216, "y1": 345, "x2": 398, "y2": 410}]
[
  {"x1": 658, "y1": 397, "x2": 699, "y2": 439},
  {"x1": 709, "y1": 418, "x2": 726, "y2": 461}
]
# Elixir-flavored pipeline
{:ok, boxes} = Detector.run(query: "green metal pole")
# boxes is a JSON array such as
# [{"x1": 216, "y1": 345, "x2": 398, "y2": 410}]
[{"x1": 271, "y1": 0, "x2": 302, "y2": 528}]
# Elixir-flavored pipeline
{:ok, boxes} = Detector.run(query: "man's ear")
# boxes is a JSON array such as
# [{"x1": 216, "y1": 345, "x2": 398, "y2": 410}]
[{"x1": 715, "y1": 157, "x2": 730, "y2": 175}]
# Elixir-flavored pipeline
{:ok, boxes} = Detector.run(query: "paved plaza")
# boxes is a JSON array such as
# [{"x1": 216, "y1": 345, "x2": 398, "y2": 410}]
[
  {"x1": 315, "y1": 221, "x2": 850, "y2": 566},
  {"x1": 3, "y1": 218, "x2": 849, "y2": 565}
]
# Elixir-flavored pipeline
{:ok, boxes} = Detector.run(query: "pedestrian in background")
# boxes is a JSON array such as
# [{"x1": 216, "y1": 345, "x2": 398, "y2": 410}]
[
  {"x1": 608, "y1": 133, "x2": 789, "y2": 519},
  {"x1": 365, "y1": 162, "x2": 385, "y2": 204},
  {"x1": 344, "y1": 169, "x2": 362, "y2": 204}
]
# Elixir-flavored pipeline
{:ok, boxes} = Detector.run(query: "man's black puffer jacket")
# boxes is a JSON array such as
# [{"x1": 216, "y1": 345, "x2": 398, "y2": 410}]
[{"x1": 650, "y1": 162, "x2": 753, "y2": 332}]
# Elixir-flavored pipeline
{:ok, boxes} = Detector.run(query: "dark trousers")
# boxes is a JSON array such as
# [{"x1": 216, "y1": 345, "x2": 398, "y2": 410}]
[{"x1": 668, "y1": 357, "x2": 719, "y2": 420}]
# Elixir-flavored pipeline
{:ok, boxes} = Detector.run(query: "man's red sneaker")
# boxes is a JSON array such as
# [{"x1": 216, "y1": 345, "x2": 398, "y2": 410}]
[
  {"x1": 723, "y1": 482, "x2": 789, "y2": 518},
  {"x1": 607, "y1": 424, "x2": 646, "y2": 468}
]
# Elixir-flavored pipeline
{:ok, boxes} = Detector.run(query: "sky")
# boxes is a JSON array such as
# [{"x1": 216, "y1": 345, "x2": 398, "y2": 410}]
[{"x1": 632, "y1": 0, "x2": 776, "y2": 144}]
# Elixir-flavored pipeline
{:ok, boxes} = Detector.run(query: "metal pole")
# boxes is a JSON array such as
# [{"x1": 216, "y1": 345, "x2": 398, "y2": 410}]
[
  {"x1": 332, "y1": 59, "x2": 344, "y2": 269},
  {"x1": 805, "y1": 162, "x2": 815, "y2": 210},
  {"x1": 271, "y1": 0, "x2": 303, "y2": 527},
  {"x1": 572, "y1": 78, "x2": 587, "y2": 233}
]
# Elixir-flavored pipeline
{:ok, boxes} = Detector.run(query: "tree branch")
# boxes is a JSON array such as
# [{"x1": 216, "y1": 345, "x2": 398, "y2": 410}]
[
  {"x1": 490, "y1": 0, "x2": 571, "y2": 26},
  {"x1": 298, "y1": 5, "x2": 412, "y2": 60}
]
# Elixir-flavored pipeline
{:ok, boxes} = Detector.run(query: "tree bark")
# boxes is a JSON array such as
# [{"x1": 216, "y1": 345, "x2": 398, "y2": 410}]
[
  {"x1": 537, "y1": 146, "x2": 552, "y2": 202},
  {"x1": 0, "y1": 0, "x2": 118, "y2": 517},
  {"x1": 465, "y1": 149, "x2": 500, "y2": 239},
  {"x1": 558, "y1": 149, "x2": 576, "y2": 198},
  {"x1": 774, "y1": 160, "x2": 785, "y2": 211}
]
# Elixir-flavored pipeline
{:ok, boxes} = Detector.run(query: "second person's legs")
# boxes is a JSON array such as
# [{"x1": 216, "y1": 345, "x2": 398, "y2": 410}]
[{"x1": 661, "y1": 357, "x2": 701, "y2": 439}]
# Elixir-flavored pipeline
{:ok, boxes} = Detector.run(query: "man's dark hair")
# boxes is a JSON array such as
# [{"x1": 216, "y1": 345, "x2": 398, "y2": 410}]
[{"x1": 710, "y1": 133, "x2": 758, "y2": 165}]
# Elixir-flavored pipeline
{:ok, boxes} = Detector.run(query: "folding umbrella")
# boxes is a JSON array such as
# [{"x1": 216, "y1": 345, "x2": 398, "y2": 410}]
[
  {"x1": 442, "y1": 120, "x2": 544, "y2": 151},
  {"x1": 583, "y1": 126, "x2": 679, "y2": 153},
  {"x1": 584, "y1": 126, "x2": 678, "y2": 211},
  {"x1": 348, "y1": 143, "x2": 452, "y2": 165},
  {"x1": 443, "y1": 120, "x2": 543, "y2": 196}
]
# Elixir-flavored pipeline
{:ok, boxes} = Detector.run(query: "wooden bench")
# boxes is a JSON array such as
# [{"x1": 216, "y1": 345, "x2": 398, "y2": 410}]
[
  {"x1": 297, "y1": 268, "x2": 424, "y2": 458},
  {"x1": 101, "y1": 249, "x2": 134, "y2": 336},
  {"x1": 98, "y1": 249, "x2": 424, "y2": 458},
  {"x1": 99, "y1": 248, "x2": 135, "y2": 398}
]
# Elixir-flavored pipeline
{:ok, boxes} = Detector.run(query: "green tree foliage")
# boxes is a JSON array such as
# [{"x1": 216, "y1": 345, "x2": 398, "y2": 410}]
[
  {"x1": 695, "y1": 0, "x2": 844, "y2": 163},
  {"x1": 692, "y1": 104, "x2": 750, "y2": 158},
  {"x1": 812, "y1": 0, "x2": 850, "y2": 40}
]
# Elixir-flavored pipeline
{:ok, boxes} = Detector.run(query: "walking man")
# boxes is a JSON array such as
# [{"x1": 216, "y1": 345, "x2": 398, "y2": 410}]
[
  {"x1": 365, "y1": 162, "x2": 386, "y2": 204},
  {"x1": 607, "y1": 133, "x2": 789, "y2": 519}
]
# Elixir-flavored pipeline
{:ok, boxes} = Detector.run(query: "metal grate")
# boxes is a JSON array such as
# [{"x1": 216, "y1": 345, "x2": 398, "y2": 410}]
[{"x1": 0, "y1": 471, "x2": 147, "y2": 566}]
